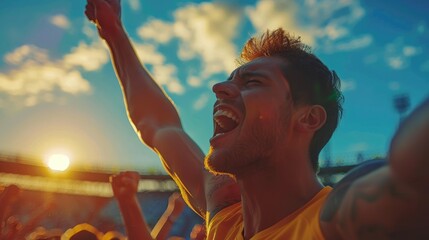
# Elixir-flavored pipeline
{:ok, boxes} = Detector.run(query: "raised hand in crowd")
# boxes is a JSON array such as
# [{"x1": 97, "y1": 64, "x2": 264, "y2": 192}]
[
  {"x1": 110, "y1": 171, "x2": 153, "y2": 240},
  {"x1": 151, "y1": 192, "x2": 185, "y2": 240}
]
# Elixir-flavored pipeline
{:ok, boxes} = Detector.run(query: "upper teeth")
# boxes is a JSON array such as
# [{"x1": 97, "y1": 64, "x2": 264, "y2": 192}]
[{"x1": 214, "y1": 109, "x2": 239, "y2": 123}]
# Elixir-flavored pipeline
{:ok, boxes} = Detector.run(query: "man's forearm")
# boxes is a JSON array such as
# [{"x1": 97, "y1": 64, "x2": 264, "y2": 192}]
[
  {"x1": 117, "y1": 197, "x2": 154, "y2": 240},
  {"x1": 102, "y1": 23, "x2": 181, "y2": 145},
  {"x1": 103, "y1": 23, "x2": 149, "y2": 90},
  {"x1": 150, "y1": 209, "x2": 176, "y2": 240}
]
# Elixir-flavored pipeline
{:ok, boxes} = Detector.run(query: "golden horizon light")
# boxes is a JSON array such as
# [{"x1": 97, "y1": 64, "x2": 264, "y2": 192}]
[{"x1": 46, "y1": 153, "x2": 70, "y2": 171}]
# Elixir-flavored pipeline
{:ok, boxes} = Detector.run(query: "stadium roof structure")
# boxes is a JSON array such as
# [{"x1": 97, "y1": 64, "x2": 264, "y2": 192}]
[{"x1": 0, "y1": 154, "x2": 177, "y2": 197}]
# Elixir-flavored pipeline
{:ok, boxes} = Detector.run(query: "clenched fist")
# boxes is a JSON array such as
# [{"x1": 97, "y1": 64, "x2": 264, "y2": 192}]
[
  {"x1": 85, "y1": 0, "x2": 122, "y2": 39},
  {"x1": 110, "y1": 171, "x2": 140, "y2": 200}
]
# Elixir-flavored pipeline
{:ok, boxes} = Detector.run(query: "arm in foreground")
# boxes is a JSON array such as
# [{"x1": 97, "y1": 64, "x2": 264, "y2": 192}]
[
  {"x1": 321, "y1": 97, "x2": 429, "y2": 239},
  {"x1": 85, "y1": 0, "x2": 239, "y2": 218}
]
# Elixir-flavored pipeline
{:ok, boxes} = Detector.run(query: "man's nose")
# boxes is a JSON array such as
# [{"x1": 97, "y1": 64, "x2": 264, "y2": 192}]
[{"x1": 212, "y1": 82, "x2": 239, "y2": 99}]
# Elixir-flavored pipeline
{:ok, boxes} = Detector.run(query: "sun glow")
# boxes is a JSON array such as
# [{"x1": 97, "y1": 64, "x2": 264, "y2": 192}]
[{"x1": 46, "y1": 153, "x2": 70, "y2": 171}]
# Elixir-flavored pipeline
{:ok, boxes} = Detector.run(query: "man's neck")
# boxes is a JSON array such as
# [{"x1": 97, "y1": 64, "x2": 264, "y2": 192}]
[{"x1": 237, "y1": 162, "x2": 323, "y2": 240}]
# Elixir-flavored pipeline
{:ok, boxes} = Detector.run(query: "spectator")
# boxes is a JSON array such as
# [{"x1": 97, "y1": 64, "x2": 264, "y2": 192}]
[
  {"x1": 101, "y1": 230, "x2": 126, "y2": 240},
  {"x1": 151, "y1": 192, "x2": 185, "y2": 240},
  {"x1": 0, "y1": 184, "x2": 21, "y2": 238},
  {"x1": 62, "y1": 223, "x2": 103, "y2": 240},
  {"x1": 111, "y1": 171, "x2": 199, "y2": 240},
  {"x1": 26, "y1": 227, "x2": 62, "y2": 240},
  {"x1": 189, "y1": 224, "x2": 206, "y2": 240},
  {"x1": 110, "y1": 171, "x2": 153, "y2": 240}
]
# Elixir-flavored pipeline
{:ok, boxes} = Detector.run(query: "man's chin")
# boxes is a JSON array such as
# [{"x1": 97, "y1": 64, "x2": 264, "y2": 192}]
[
  {"x1": 204, "y1": 154, "x2": 220, "y2": 173},
  {"x1": 204, "y1": 150, "x2": 232, "y2": 175}
]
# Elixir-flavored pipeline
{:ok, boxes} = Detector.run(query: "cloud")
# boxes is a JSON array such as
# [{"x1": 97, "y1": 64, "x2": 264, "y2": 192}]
[
  {"x1": 58, "y1": 70, "x2": 91, "y2": 94},
  {"x1": 63, "y1": 41, "x2": 109, "y2": 71},
  {"x1": 364, "y1": 35, "x2": 423, "y2": 70},
  {"x1": 245, "y1": 0, "x2": 315, "y2": 45},
  {"x1": 0, "y1": 41, "x2": 108, "y2": 108},
  {"x1": 187, "y1": 75, "x2": 203, "y2": 88},
  {"x1": 82, "y1": 21, "x2": 99, "y2": 39},
  {"x1": 4, "y1": 45, "x2": 49, "y2": 65},
  {"x1": 402, "y1": 46, "x2": 419, "y2": 57},
  {"x1": 325, "y1": 35, "x2": 373, "y2": 52},
  {"x1": 136, "y1": 0, "x2": 370, "y2": 95},
  {"x1": 152, "y1": 64, "x2": 184, "y2": 94},
  {"x1": 389, "y1": 81, "x2": 401, "y2": 91},
  {"x1": 348, "y1": 142, "x2": 369, "y2": 152},
  {"x1": 166, "y1": 80, "x2": 185, "y2": 95},
  {"x1": 50, "y1": 14, "x2": 70, "y2": 29},
  {"x1": 137, "y1": 2, "x2": 241, "y2": 86},
  {"x1": 137, "y1": 19, "x2": 174, "y2": 44},
  {"x1": 245, "y1": 0, "x2": 369, "y2": 52},
  {"x1": 341, "y1": 79, "x2": 356, "y2": 92},
  {"x1": 133, "y1": 43, "x2": 165, "y2": 65},
  {"x1": 193, "y1": 93, "x2": 210, "y2": 110},
  {"x1": 133, "y1": 42, "x2": 184, "y2": 95},
  {"x1": 387, "y1": 56, "x2": 405, "y2": 70},
  {"x1": 126, "y1": 0, "x2": 141, "y2": 11},
  {"x1": 0, "y1": 60, "x2": 91, "y2": 107},
  {"x1": 384, "y1": 40, "x2": 422, "y2": 70},
  {"x1": 174, "y1": 2, "x2": 241, "y2": 77}
]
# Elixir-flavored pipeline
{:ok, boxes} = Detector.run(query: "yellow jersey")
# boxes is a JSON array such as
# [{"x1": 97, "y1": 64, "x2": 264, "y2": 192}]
[{"x1": 206, "y1": 187, "x2": 332, "y2": 240}]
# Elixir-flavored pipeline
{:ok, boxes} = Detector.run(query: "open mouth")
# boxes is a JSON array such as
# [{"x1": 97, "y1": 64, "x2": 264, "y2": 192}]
[{"x1": 214, "y1": 108, "x2": 239, "y2": 135}]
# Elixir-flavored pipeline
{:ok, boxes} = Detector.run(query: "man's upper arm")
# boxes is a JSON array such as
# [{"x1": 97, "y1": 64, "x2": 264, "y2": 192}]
[
  {"x1": 321, "y1": 160, "x2": 429, "y2": 239},
  {"x1": 151, "y1": 127, "x2": 207, "y2": 217},
  {"x1": 152, "y1": 127, "x2": 240, "y2": 219},
  {"x1": 320, "y1": 159, "x2": 387, "y2": 222}
]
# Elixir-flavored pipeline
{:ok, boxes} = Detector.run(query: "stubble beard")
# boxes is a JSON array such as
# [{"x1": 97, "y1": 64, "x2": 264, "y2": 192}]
[{"x1": 205, "y1": 117, "x2": 286, "y2": 176}]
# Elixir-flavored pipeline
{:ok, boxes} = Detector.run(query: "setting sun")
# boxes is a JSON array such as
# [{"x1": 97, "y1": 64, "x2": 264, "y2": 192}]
[{"x1": 46, "y1": 154, "x2": 70, "y2": 171}]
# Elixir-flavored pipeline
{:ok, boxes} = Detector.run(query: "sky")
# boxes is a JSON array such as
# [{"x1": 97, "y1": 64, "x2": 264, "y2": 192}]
[{"x1": 0, "y1": 0, "x2": 428, "y2": 174}]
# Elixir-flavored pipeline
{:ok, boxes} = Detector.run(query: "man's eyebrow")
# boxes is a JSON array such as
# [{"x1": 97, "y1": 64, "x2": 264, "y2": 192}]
[
  {"x1": 227, "y1": 68, "x2": 267, "y2": 81},
  {"x1": 239, "y1": 70, "x2": 267, "y2": 79}
]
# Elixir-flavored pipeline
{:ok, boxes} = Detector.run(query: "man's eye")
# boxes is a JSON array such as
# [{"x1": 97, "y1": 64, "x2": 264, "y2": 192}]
[{"x1": 246, "y1": 79, "x2": 261, "y2": 85}]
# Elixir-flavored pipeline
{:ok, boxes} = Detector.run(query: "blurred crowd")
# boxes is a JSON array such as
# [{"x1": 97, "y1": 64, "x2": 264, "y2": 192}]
[{"x1": 0, "y1": 172, "x2": 206, "y2": 240}]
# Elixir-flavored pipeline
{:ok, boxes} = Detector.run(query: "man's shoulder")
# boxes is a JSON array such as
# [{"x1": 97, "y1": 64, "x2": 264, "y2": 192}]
[
  {"x1": 318, "y1": 159, "x2": 387, "y2": 239},
  {"x1": 206, "y1": 200, "x2": 243, "y2": 240},
  {"x1": 321, "y1": 159, "x2": 387, "y2": 221}
]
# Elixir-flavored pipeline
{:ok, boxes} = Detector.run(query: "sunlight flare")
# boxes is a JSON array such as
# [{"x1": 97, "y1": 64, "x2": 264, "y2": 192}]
[{"x1": 46, "y1": 153, "x2": 70, "y2": 171}]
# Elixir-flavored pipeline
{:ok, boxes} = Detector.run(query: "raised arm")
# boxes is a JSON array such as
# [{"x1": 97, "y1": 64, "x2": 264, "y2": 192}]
[
  {"x1": 85, "y1": 0, "x2": 180, "y2": 134},
  {"x1": 111, "y1": 171, "x2": 154, "y2": 240},
  {"x1": 85, "y1": 0, "x2": 239, "y2": 218},
  {"x1": 151, "y1": 192, "x2": 185, "y2": 240},
  {"x1": 321, "y1": 97, "x2": 429, "y2": 239}
]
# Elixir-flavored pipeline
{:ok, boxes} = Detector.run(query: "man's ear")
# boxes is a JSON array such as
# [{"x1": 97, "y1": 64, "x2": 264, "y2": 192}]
[{"x1": 296, "y1": 105, "x2": 327, "y2": 132}]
